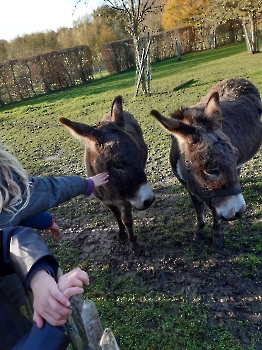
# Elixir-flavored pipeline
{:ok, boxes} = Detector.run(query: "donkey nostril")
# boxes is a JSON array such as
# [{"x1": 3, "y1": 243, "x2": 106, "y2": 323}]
[
  {"x1": 143, "y1": 197, "x2": 155, "y2": 209},
  {"x1": 235, "y1": 212, "x2": 242, "y2": 219}
]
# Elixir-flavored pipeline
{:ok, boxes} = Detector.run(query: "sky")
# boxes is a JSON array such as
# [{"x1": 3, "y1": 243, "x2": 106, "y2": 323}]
[{"x1": 1, "y1": 0, "x2": 104, "y2": 42}]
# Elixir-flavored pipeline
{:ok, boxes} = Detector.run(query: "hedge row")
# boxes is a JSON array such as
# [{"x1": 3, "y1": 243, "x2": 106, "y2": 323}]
[
  {"x1": 0, "y1": 45, "x2": 93, "y2": 106},
  {"x1": 100, "y1": 21, "x2": 244, "y2": 74}
]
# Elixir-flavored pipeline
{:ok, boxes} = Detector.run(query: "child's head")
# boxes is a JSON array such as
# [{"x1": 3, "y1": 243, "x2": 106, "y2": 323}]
[{"x1": 0, "y1": 146, "x2": 28, "y2": 212}]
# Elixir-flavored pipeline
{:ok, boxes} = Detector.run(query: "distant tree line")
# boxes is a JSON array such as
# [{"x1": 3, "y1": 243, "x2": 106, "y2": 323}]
[
  {"x1": 0, "y1": 1, "x2": 261, "y2": 104},
  {"x1": 0, "y1": 5, "x2": 130, "y2": 67},
  {"x1": 0, "y1": 1, "x2": 261, "y2": 65},
  {"x1": 0, "y1": 45, "x2": 93, "y2": 106},
  {"x1": 0, "y1": 18, "x2": 245, "y2": 106},
  {"x1": 163, "y1": 0, "x2": 262, "y2": 53},
  {"x1": 1, "y1": 1, "x2": 260, "y2": 67}
]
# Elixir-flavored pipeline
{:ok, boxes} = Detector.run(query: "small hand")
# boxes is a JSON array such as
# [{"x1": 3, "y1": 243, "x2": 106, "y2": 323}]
[
  {"x1": 30, "y1": 270, "x2": 71, "y2": 328},
  {"x1": 58, "y1": 267, "x2": 89, "y2": 299},
  {"x1": 44, "y1": 221, "x2": 61, "y2": 240},
  {"x1": 90, "y1": 172, "x2": 109, "y2": 187}
]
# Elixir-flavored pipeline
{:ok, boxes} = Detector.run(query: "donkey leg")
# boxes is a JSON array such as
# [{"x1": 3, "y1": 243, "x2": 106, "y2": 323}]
[
  {"x1": 189, "y1": 193, "x2": 206, "y2": 241},
  {"x1": 121, "y1": 202, "x2": 137, "y2": 243},
  {"x1": 212, "y1": 210, "x2": 223, "y2": 246},
  {"x1": 107, "y1": 205, "x2": 128, "y2": 241}
]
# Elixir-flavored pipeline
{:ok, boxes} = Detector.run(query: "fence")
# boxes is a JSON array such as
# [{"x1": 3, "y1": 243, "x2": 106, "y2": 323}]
[
  {"x1": 100, "y1": 21, "x2": 244, "y2": 74},
  {"x1": 0, "y1": 45, "x2": 93, "y2": 106}
]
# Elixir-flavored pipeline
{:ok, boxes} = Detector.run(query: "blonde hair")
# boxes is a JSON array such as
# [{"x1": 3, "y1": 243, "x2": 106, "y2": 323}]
[{"x1": 0, "y1": 147, "x2": 29, "y2": 213}]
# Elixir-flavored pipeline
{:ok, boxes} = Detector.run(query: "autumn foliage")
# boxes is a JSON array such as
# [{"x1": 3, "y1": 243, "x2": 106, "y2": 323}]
[{"x1": 162, "y1": 0, "x2": 210, "y2": 29}]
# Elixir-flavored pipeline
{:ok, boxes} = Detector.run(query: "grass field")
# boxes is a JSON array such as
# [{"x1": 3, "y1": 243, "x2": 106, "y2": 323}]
[{"x1": 1, "y1": 42, "x2": 262, "y2": 349}]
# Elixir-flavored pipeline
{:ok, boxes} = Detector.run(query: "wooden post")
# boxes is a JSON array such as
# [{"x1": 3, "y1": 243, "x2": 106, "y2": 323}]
[
  {"x1": 175, "y1": 40, "x2": 181, "y2": 61},
  {"x1": 65, "y1": 312, "x2": 85, "y2": 350},
  {"x1": 100, "y1": 328, "x2": 120, "y2": 350},
  {"x1": 79, "y1": 299, "x2": 104, "y2": 349},
  {"x1": 57, "y1": 268, "x2": 104, "y2": 350},
  {"x1": 68, "y1": 295, "x2": 92, "y2": 349}
]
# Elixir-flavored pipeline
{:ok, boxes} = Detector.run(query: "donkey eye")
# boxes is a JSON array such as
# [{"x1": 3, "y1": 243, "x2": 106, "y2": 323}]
[
  {"x1": 112, "y1": 164, "x2": 124, "y2": 171},
  {"x1": 204, "y1": 168, "x2": 220, "y2": 177}
]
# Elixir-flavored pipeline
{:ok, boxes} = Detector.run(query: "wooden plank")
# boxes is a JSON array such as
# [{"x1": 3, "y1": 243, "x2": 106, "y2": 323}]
[
  {"x1": 100, "y1": 328, "x2": 120, "y2": 350},
  {"x1": 58, "y1": 268, "x2": 104, "y2": 350}
]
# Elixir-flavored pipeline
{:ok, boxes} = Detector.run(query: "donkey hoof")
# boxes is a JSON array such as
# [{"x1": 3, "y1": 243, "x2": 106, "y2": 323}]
[
  {"x1": 213, "y1": 236, "x2": 224, "y2": 246},
  {"x1": 118, "y1": 230, "x2": 128, "y2": 242},
  {"x1": 193, "y1": 231, "x2": 202, "y2": 242},
  {"x1": 131, "y1": 241, "x2": 143, "y2": 256}
]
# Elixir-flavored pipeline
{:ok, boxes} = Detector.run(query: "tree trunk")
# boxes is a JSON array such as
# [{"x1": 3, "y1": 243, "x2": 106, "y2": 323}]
[
  {"x1": 242, "y1": 11, "x2": 258, "y2": 54},
  {"x1": 242, "y1": 18, "x2": 253, "y2": 53},
  {"x1": 250, "y1": 12, "x2": 257, "y2": 53},
  {"x1": 209, "y1": 28, "x2": 216, "y2": 49}
]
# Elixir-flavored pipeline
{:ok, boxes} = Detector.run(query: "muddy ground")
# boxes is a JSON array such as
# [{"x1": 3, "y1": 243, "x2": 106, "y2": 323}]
[{"x1": 51, "y1": 177, "x2": 262, "y2": 349}]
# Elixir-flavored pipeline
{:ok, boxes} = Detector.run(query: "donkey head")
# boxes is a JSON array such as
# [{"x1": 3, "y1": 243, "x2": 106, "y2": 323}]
[
  {"x1": 151, "y1": 92, "x2": 246, "y2": 221},
  {"x1": 59, "y1": 96, "x2": 154, "y2": 211}
]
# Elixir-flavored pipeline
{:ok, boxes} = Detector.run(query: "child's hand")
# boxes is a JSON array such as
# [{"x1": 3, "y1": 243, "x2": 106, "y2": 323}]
[
  {"x1": 30, "y1": 270, "x2": 71, "y2": 329},
  {"x1": 90, "y1": 172, "x2": 109, "y2": 187},
  {"x1": 44, "y1": 221, "x2": 61, "y2": 240},
  {"x1": 58, "y1": 268, "x2": 89, "y2": 299}
]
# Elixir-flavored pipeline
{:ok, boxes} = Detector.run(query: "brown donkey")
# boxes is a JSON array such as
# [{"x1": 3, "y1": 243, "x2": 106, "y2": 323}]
[
  {"x1": 151, "y1": 78, "x2": 262, "y2": 245},
  {"x1": 59, "y1": 95, "x2": 155, "y2": 245}
]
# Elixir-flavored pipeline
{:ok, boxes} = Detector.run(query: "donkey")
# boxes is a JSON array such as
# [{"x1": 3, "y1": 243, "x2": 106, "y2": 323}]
[
  {"x1": 151, "y1": 78, "x2": 262, "y2": 245},
  {"x1": 59, "y1": 95, "x2": 155, "y2": 244}
]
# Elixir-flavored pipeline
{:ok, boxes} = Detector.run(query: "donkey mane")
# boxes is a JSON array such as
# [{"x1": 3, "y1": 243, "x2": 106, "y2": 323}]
[
  {"x1": 171, "y1": 91, "x2": 223, "y2": 132},
  {"x1": 171, "y1": 106, "x2": 222, "y2": 132}
]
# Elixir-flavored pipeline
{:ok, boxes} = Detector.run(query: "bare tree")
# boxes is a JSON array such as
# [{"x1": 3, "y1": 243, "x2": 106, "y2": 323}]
[{"x1": 103, "y1": 0, "x2": 164, "y2": 95}]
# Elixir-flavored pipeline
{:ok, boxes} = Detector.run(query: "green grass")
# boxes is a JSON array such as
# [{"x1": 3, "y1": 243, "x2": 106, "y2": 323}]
[{"x1": 1, "y1": 41, "x2": 262, "y2": 349}]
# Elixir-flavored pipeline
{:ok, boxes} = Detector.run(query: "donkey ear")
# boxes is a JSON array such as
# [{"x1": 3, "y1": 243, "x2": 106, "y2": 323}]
[
  {"x1": 111, "y1": 95, "x2": 125, "y2": 128},
  {"x1": 205, "y1": 92, "x2": 222, "y2": 127},
  {"x1": 59, "y1": 117, "x2": 103, "y2": 148},
  {"x1": 150, "y1": 110, "x2": 196, "y2": 136}
]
